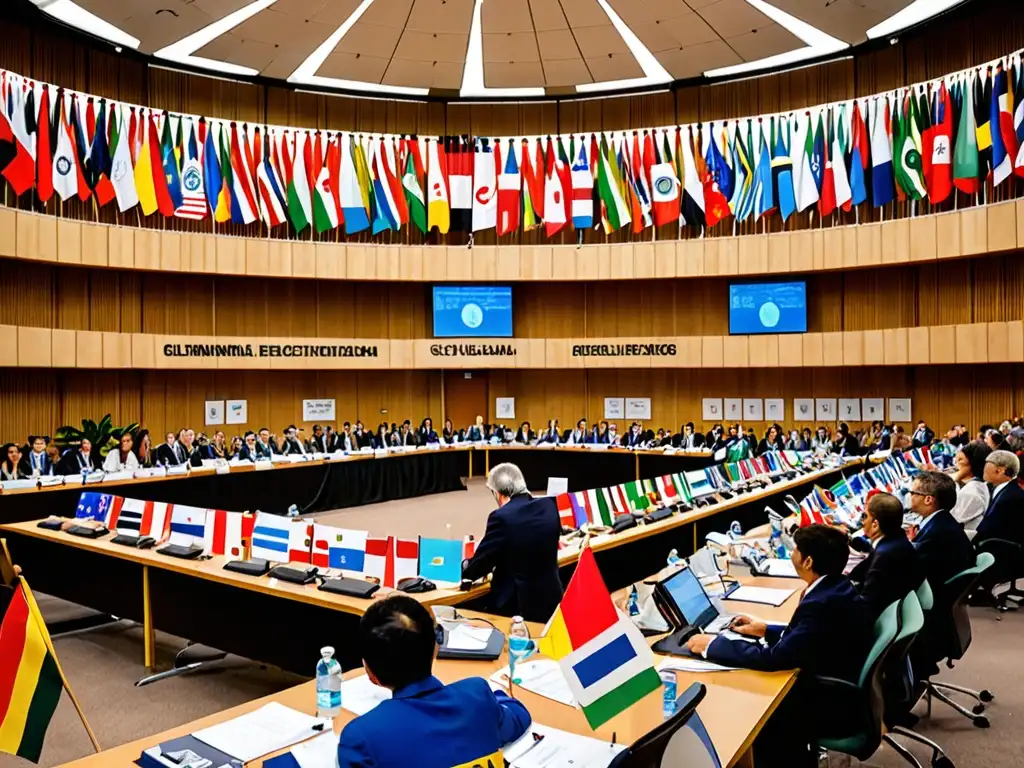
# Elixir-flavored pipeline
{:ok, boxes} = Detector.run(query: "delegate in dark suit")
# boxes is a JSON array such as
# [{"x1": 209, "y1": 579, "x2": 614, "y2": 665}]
[
  {"x1": 913, "y1": 510, "x2": 974, "y2": 591},
  {"x1": 974, "y1": 481, "x2": 1024, "y2": 547},
  {"x1": 462, "y1": 494, "x2": 562, "y2": 622},
  {"x1": 153, "y1": 442, "x2": 183, "y2": 466},
  {"x1": 237, "y1": 444, "x2": 269, "y2": 462},
  {"x1": 849, "y1": 535, "x2": 924, "y2": 617}
]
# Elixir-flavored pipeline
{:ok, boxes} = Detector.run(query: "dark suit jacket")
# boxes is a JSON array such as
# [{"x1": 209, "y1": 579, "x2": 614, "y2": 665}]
[
  {"x1": 238, "y1": 444, "x2": 269, "y2": 462},
  {"x1": 279, "y1": 438, "x2": 307, "y2": 456},
  {"x1": 622, "y1": 431, "x2": 644, "y2": 448},
  {"x1": 674, "y1": 432, "x2": 705, "y2": 449},
  {"x1": 1, "y1": 459, "x2": 31, "y2": 481},
  {"x1": 912, "y1": 510, "x2": 975, "y2": 593},
  {"x1": 372, "y1": 433, "x2": 390, "y2": 449},
  {"x1": 309, "y1": 434, "x2": 329, "y2": 453},
  {"x1": 831, "y1": 433, "x2": 860, "y2": 456},
  {"x1": 462, "y1": 495, "x2": 563, "y2": 622},
  {"x1": 23, "y1": 452, "x2": 54, "y2": 476},
  {"x1": 849, "y1": 535, "x2": 924, "y2": 617},
  {"x1": 57, "y1": 449, "x2": 98, "y2": 475},
  {"x1": 514, "y1": 429, "x2": 536, "y2": 444},
  {"x1": 974, "y1": 481, "x2": 1024, "y2": 546},
  {"x1": 912, "y1": 427, "x2": 935, "y2": 448},
  {"x1": 537, "y1": 428, "x2": 560, "y2": 444},
  {"x1": 396, "y1": 430, "x2": 418, "y2": 446},
  {"x1": 154, "y1": 443, "x2": 182, "y2": 466}
]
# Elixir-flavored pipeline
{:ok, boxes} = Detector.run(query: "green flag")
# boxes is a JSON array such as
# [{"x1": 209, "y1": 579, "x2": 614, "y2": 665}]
[
  {"x1": 953, "y1": 79, "x2": 979, "y2": 193},
  {"x1": 598, "y1": 134, "x2": 629, "y2": 233},
  {"x1": 401, "y1": 147, "x2": 426, "y2": 233},
  {"x1": 894, "y1": 95, "x2": 926, "y2": 199}
]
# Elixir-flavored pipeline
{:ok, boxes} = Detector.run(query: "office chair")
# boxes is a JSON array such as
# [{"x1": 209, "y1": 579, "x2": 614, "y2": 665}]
[
  {"x1": 608, "y1": 682, "x2": 720, "y2": 768},
  {"x1": 922, "y1": 552, "x2": 996, "y2": 728},
  {"x1": 974, "y1": 537, "x2": 1024, "y2": 614},
  {"x1": 815, "y1": 597, "x2": 903, "y2": 763}
]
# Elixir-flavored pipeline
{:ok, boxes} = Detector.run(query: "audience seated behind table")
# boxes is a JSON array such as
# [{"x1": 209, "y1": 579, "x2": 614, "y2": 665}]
[
  {"x1": 133, "y1": 429, "x2": 153, "y2": 468},
  {"x1": 206, "y1": 430, "x2": 230, "y2": 461},
  {"x1": 56, "y1": 437, "x2": 98, "y2": 475},
  {"x1": 513, "y1": 421, "x2": 535, "y2": 444},
  {"x1": 22, "y1": 435, "x2": 54, "y2": 477},
  {"x1": 674, "y1": 422, "x2": 705, "y2": 450},
  {"x1": 466, "y1": 415, "x2": 487, "y2": 442},
  {"x1": 686, "y1": 525, "x2": 874, "y2": 768},
  {"x1": 336, "y1": 595, "x2": 530, "y2": 768},
  {"x1": 1, "y1": 442, "x2": 30, "y2": 481},
  {"x1": 103, "y1": 432, "x2": 140, "y2": 472},
  {"x1": 969, "y1": 450, "x2": 1024, "y2": 605},
  {"x1": 417, "y1": 418, "x2": 439, "y2": 445},
  {"x1": 537, "y1": 419, "x2": 560, "y2": 444},
  {"x1": 755, "y1": 425, "x2": 785, "y2": 457},
  {"x1": 848, "y1": 492, "x2": 924, "y2": 617},
  {"x1": 462, "y1": 463, "x2": 562, "y2": 623},
  {"x1": 441, "y1": 419, "x2": 458, "y2": 444},
  {"x1": 563, "y1": 418, "x2": 592, "y2": 445},
  {"x1": 621, "y1": 421, "x2": 645, "y2": 449}
]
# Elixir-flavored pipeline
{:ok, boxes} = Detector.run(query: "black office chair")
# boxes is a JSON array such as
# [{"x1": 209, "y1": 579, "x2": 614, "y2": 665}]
[
  {"x1": 608, "y1": 682, "x2": 718, "y2": 768},
  {"x1": 974, "y1": 537, "x2": 1024, "y2": 614}
]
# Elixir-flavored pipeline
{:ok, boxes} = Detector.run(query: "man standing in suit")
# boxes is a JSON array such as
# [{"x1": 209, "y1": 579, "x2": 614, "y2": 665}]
[
  {"x1": 976, "y1": 450, "x2": 1024, "y2": 546},
  {"x1": 337, "y1": 595, "x2": 530, "y2": 767},
  {"x1": 462, "y1": 463, "x2": 562, "y2": 622},
  {"x1": 849, "y1": 492, "x2": 924, "y2": 617},
  {"x1": 687, "y1": 524, "x2": 873, "y2": 767}
]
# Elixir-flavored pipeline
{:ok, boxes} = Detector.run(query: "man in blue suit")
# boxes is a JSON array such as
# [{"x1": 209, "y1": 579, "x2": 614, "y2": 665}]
[
  {"x1": 687, "y1": 524, "x2": 873, "y2": 767},
  {"x1": 976, "y1": 450, "x2": 1024, "y2": 546},
  {"x1": 337, "y1": 595, "x2": 531, "y2": 768},
  {"x1": 25, "y1": 436, "x2": 54, "y2": 477},
  {"x1": 849, "y1": 491, "x2": 924, "y2": 617},
  {"x1": 462, "y1": 463, "x2": 563, "y2": 622}
]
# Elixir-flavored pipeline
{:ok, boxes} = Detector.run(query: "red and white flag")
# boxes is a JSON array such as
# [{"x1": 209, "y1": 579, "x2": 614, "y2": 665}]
[
  {"x1": 204, "y1": 510, "x2": 254, "y2": 558},
  {"x1": 288, "y1": 521, "x2": 313, "y2": 564},
  {"x1": 364, "y1": 536, "x2": 419, "y2": 588}
]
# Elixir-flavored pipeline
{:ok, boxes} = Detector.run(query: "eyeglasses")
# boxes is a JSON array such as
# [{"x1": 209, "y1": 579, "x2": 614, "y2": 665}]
[{"x1": 906, "y1": 490, "x2": 930, "y2": 497}]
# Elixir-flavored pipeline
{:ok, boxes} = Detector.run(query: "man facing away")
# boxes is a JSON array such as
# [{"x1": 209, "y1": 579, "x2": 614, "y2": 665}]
[{"x1": 337, "y1": 595, "x2": 530, "y2": 767}]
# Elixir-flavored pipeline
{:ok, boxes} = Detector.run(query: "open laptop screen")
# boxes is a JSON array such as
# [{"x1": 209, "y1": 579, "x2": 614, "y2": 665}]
[{"x1": 660, "y1": 567, "x2": 718, "y2": 629}]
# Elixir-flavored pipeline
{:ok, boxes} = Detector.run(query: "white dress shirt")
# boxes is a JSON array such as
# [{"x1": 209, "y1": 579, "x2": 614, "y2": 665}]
[
  {"x1": 951, "y1": 479, "x2": 990, "y2": 539},
  {"x1": 103, "y1": 450, "x2": 140, "y2": 472}
]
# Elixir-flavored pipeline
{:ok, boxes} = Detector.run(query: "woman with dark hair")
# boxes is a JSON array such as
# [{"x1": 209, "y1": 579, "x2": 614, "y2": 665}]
[
  {"x1": 442, "y1": 418, "x2": 457, "y2": 444},
  {"x1": 1, "y1": 443, "x2": 29, "y2": 481},
  {"x1": 514, "y1": 421, "x2": 535, "y2": 444},
  {"x1": 228, "y1": 435, "x2": 243, "y2": 459},
  {"x1": 133, "y1": 429, "x2": 153, "y2": 468},
  {"x1": 950, "y1": 440, "x2": 991, "y2": 538},
  {"x1": 757, "y1": 425, "x2": 785, "y2": 456},
  {"x1": 418, "y1": 418, "x2": 439, "y2": 444},
  {"x1": 207, "y1": 430, "x2": 229, "y2": 460},
  {"x1": 812, "y1": 426, "x2": 832, "y2": 453},
  {"x1": 593, "y1": 421, "x2": 610, "y2": 444},
  {"x1": 984, "y1": 428, "x2": 1008, "y2": 452}
]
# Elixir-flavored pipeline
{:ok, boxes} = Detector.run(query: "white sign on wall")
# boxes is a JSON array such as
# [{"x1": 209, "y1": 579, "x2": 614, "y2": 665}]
[
  {"x1": 862, "y1": 398, "x2": 885, "y2": 421},
  {"x1": 302, "y1": 399, "x2": 336, "y2": 421},
  {"x1": 226, "y1": 399, "x2": 247, "y2": 425},
  {"x1": 839, "y1": 398, "x2": 862, "y2": 422},
  {"x1": 724, "y1": 398, "x2": 742, "y2": 421},
  {"x1": 495, "y1": 397, "x2": 516, "y2": 419},
  {"x1": 793, "y1": 399, "x2": 814, "y2": 422},
  {"x1": 204, "y1": 400, "x2": 225, "y2": 426},
  {"x1": 816, "y1": 398, "x2": 837, "y2": 422},
  {"x1": 604, "y1": 398, "x2": 625, "y2": 420},
  {"x1": 625, "y1": 398, "x2": 652, "y2": 420},
  {"x1": 702, "y1": 398, "x2": 723, "y2": 421},
  {"x1": 743, "y1": 398, "x2": 764, "y2": 421},
  {"x1": 765, "y1": 399, "x2": 785, "y2": 422},
  {"x1": 888, "y1": 398, "x2": 913, "y2": 423}
]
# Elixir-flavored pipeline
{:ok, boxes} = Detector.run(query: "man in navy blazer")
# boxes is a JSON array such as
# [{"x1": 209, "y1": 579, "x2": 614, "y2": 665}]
[
  {"x1": 25, "y1": 436, "x2": 54, "y2": 477},
  {"x1": 687, "y1": 525, "x2": 873, "y2": 767},
  {"x1": 337, "y1": 595, "x2": 530, "y2": 768},
  {"x1": 462, "y1": 463, "x2": 563, "y2": 623},
  {"x1": 976, "y1": 450, "x2": 1024, "y2": 546},
  {"x1": 849, "y1": 492, "x2": 925, "y2": 617},
  {"x1": 908, "y1": 471, "x2": 974, "y2": 591}
]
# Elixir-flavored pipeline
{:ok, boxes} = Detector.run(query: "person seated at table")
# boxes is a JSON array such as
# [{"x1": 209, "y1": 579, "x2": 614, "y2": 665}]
[
  {"x1": 337, "y1": 595, "x2": 530, "y2": 768},
  {"x1": 228, "y1": 435, "x2": 242, "y2": 459},
  {"x1": 278, "y1": 425, "x2": 307, "y2": 455},
  {"x1": 756, "y1": 425, "x2": 785, "y2": 456},
  {"x1": 309, "y1": 424, "x2": 330, "y2": 453},
  {"x1": 24, "y1": 435, "x2": 53, "y2": 477},
  {"x1": 946, "y1": 440, "x2": 991, "y2": 538},
  {"x1": 153, "y1": 432, "x2": 179, "y2": 466},
  {"x1": 607, "y1": 423, "x2": 621, "y2": 445},
  {"x1": 463, "y1": 463, "x2": 563, "y2": 622},
  {"x1": 418, "y1": 418, "x2": 439, "y2": 444},
  {"x1": 537, "y1": 419, "x2": 560, "y2": 444},
  {"x1": 590, "y1": 420, "x2": 610, "y2": 443},
  {"x1": 975, "y1": 449, "x2": 1024, "y2": 547},
  {"x1": 237, "y1": 431, "x2": 264, "y2": 461},
  {"x1": 103, "y1": 433, "x2": 140, "y2": 472},
  {"x1": 354, "y1": 421, "x2": 370, "y2": 448},
  {"x1": 256, "y1": 427, "x2": 279, "y2": 457},
  {"x1": 512, "y1": 421, "x2": 534, "y2": 444},
  {"x1": 908, "y1": 470, "x2": 974, "y2": 599},
  {"x1": 831, "y1": 422, "x2": 860, "y2": 456},
  {"x1": 183, "y1": 428, "x2": 205, "y2": 466},
  {"x1": 1, "y1": 443, "x2": 30, "y2": 481},
  {"x1": 57, "y1": 437, "x2": 97, "y2": 475},
  {"x1": 371, "y1": 422, "x2": 389, "y2": 449},
  {"x1": 622, "y1": 422, "x2": 645, "y2": 449},
  {"x1": 652, "y1": 428, "x2": 670, "y2": 447},
  {"x1": 465, "y1": 415, "x2": 487, "y2": 442},
  {"x1": 674, "y1": 422, "x2": 705, "y2": 450},
  {"x1": 336, "y1": 422, "x2": 358, "y2": 452},
  {"x1": 133, "y1": 429, "x2": 153, "y2": 468},
  {"x1": 207, "y1": 430, "x2": 230, "y2": 461},
  {"x1": 441, "y1": 419, "x2": 458, "y2": 444},
  {"x1": 393, "y1": 420, "x2": 417, "y2": 447},
  {"x1": 687, "y1": 524, "x2": 873, "y2": 768},
  {"x1": 848, "y1": 492, "x2": 924, "y2": 617},
  {"x1": 563, "y1": 418, "x2": 590, "y2": 445}
]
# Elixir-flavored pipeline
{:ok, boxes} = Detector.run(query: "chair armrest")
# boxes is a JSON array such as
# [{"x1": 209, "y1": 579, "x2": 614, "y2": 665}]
[{"x1": 814, "y1": 675, "x2": 862, "y2": 695}]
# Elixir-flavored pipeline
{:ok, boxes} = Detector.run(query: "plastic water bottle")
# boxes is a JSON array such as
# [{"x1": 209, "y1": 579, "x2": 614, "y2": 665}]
[
  {"x1": 287, "y1": 504, "x2": 300, "y2": 518},
  {"x1": 81, "y1": 466, "x2": 89, "y2": 486},
  {"x1": 315, "y1": 646, "x2": 342, "y2": 718},
  {"x1": 660, "y1": 669, "x2": 678, "y2": 720},
  {"x1": 508, "y1": 616, "x2": 532, "y2": 685},
  {"x1": 729, "y1": 520, "x2": 743, "y2": 539},
  {"x1": 627, "y1": 585, "x2": 640, "y2": 617},
  {"x1": 666, "y1": 549, "x2": 683, "y2": 568}
]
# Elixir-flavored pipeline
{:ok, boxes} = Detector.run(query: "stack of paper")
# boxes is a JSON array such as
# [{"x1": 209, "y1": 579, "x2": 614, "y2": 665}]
[
  {"x1": 504, "y1": 723, "x2": 626, "y2": 768},
  {"x1": 263, "y1": 731, "x2": 339, "y2": 768},
  {"x1": 489, "y1": 660, "x2": 576, "y2": 707},
  {"x1": 723, "y1": 585, "x2": 796, "y2": 606},
  {"x1": 340, "y1": 675, "x2": 392, "y2": 716},
  {"x1": 657, "y1": 657, "x2": 740, "y2": 673},
  {"x1": 191, "y1": 702, "x2": 327, "y2": 763},
  {"x1": 446, "y1": 624, "x2": 495, "y2": 651}
]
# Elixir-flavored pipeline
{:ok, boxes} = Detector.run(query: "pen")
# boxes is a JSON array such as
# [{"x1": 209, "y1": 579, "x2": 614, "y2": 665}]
[{"x1": 515, "y1": 733, "x2": 545, "y2": 759}]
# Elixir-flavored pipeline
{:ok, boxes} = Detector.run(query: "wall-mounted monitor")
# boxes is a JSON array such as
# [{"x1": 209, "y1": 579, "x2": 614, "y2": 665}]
[
  {"x1": 432, "y1": 286, "x2": 513, "y2": 338},
  {"x1": 729, "y1": 281, "x2": 807, "y2": 335}
]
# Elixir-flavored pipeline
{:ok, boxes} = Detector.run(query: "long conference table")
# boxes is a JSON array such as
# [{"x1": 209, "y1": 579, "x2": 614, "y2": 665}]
[
  {"x1": 59, "y1": 570, "x2": 807, "y2": 768},
  {"x1": 0, "y1": 445, "x2": 716, "y2": 523},
  {"x1": 0, "y1": 460, "x2": 860, "y2": 675}
]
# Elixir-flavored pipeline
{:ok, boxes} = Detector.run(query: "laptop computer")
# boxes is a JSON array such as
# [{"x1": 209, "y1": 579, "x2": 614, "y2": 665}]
[{"x1": 657, "y1": 566, "x2": 737, "y2": 635}]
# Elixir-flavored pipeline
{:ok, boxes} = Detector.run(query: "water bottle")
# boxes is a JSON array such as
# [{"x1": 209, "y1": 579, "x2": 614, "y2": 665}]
[
  {"x1": 729, "y1": 520, "x2": 743, "y2": 540},
  {"x1": 666, "y1": 549, "x2": 683, "y2": 568},
  {"x1": 81, "y1": 466, "x2": 89, "y2": 486},
  {"x1": 315, "y1": 646, "x2": 342, "y2": 718},
  {"x1": 660, "y1": 669, "x2": 678, "y2": 719},
  {"x1": 627, "y1": 585, "x2": 640, "y2": 617},
  {"x1": 287, "y1": 504, "x2": 300, "y2": 517},
  {"x1": 508, "y1": 616, "x2": 532, "y2": 685}
]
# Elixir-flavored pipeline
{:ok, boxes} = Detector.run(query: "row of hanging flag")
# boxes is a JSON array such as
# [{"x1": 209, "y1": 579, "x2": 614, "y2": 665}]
[
  {"x1": 72, "y1": 493, "x2": 476, "y2": 587},
  {"x1": 1, "y1": 49, "x2": 1023, "y2": 239},
  {"x1": 553, "y1": 449, "x2": 814, "y2": 529}
]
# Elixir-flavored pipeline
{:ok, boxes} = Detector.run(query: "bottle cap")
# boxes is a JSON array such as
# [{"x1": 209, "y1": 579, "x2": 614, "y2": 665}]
[
  {"x1": 321, "y1": 646, "x2": 335, "y2": 658},
  {"x1": 512, "y1": 615, "x2": 524, "y2": 624}
]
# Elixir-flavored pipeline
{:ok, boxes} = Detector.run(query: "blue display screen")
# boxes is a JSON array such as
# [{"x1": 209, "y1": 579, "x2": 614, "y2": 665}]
[
  {"x1": 432, "y1": 286, "x2": 513, "y2": 338},
  {"x1": 729, "y1": 281, "x2": 807, "y2": 335}
]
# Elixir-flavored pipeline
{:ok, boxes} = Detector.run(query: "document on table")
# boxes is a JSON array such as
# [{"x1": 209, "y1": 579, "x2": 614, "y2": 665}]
[
  {"x1": 287, "y1": 731, "x2": 339, "y2": 768},
  {"x1": 340, "y1": 674, "x2": 392, "y2": 716},
  {"x1": 657, "y1": 657, "x2": 740, "y2": 673},
  {"x1": 724, "y1": 585, "x2": 796, "y2": 606},
  {"x1": 489, "y1": 660, "x2": 577, "y2": 707},
  {"x1": 446, "y1": 624, "x2": 495, "y2": 651},
  {"x1": 758, "y1": 559, "x2": 799, "y2": 578},
  {"x1": 192, "y1": 702, "x2": 326, "y2": 762},
  {"x1": 504, "y1": 723, "x2": 625, "y2": 768}
]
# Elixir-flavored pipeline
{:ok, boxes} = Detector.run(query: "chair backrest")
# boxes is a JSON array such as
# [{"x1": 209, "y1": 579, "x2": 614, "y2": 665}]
[
  {"x1": 915, "y1": 578, "x2": 934, "y2": 613},
  {"x1": 942, "y1": 551, "x2": 995, "y2": 660},
  {"x1": 974, "y1": 537, "x2": 1024, "y2": 582},
  {"x1": 881, "y1": 591, "x2": 926, "y2": 718},
  {"x1": 859, "y1": 598, "x2": 902, "y2": 688},
  {"x1": 609, "y1": 683, "x2": 720, "y2": 768}
]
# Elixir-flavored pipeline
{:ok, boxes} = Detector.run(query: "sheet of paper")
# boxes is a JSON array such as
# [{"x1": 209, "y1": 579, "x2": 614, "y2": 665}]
[
  {"x1": 446, "y1": 624, "x2": 494, "y2": 651},
  {"x1": 489, "y1": 660, "x2": 576, "y2": 707},
  {"x1": 724, "y1": 585, "x2": 796, "y2": 607},
  {"x1": 504, "y1": 723, "x2": 626, "y2": 768},
  {"x1": 192, "y1": 702, "x2": 325, "y2": 762},
  {"x1": 657, "y1": 657, "x2": 740, "y2": 673},
  {"x1": 289, "y1": 731, "x2": 339, "y2": 768},
  {"x1": 340, "y1": 674, "x2": 392, "y2": 716},
  {"x1": 759, "y1": 559, "x2": 798, "y2": 578}
]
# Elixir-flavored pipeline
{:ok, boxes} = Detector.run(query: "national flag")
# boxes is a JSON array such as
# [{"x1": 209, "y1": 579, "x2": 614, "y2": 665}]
[
  {"x1": 288, "y1": 522, "x2": 313, "y2": 564},
  {"x1": 792, "y1": 112, "x2": 818, "y2": 212},
  {"x1": 313, "y1": 134, "x2": 341, "y2": 234},
  {"x1": 700, "y1": 125, "x2": 730, "y2": 227},
  {"x1": 384, "y1": 137, "x2": 408, "y2": 226},
  {"x1": 283, "y1": 130, "x2": 311, "y2": 231},
  {"x1": 571, "y1": 490, "x2": 594, "y2": 525},
  {"x1": 426, "y1": 137, "x2": 450, "y2": 233},
  {"x1": 112, "y1": 498, "x2": 171, "y2": 540},
  {"x1": 752, "y1": 121, "x2": 774, "y2": 220},
  {"x1": 974, "y1": 68, "x2": 993, "y2": 181},
  {"x1": 770, "y1": 119, "x2": 796, "y2": 221},
  {"x1": 74, "y1": 492, "x2": 122, "y2": 525},
  {"x1": 370, "y1": 138, "x2": 401, "y2": 234},
  {"x1": 597, "y1": 133, "x2": 629, "y2": 233},
  {"x1": 584, "y1": 488, "x2": 613, "y2": 526},
  {"x1": 471, "y1": 137, "x2": 498, "y2": 232},
  {"x1": 0, "y1": 579, "x2": 65, "y2": 763},
  {"x1": 250, "y1": 512, "x2": 294, "y2": 563},
  {"x1": 175, "y1": 118, "x2": 206, "y2": 219},
  {"x1": 354, "y1": 136, "x2": 374, "y2": 220},
  {"x1": 817, "y1": 112, "x2": 836, "y2": 217},
  {"x1": 707, "y1": 124, "x2": 734, "y2": 203},
  {"x1": 203, "y1": 510, "x2": 254, "y2": 559},
  {"x1": 555, "y1": 493, "x2": 576, "y2": 528},
  {"x1": 337, "y1": 132, "x2": 369, "y2": 234},
  {"x1": 496, "y1": 139, "x2": 520, "y2": 235},
  {"x1": 156, "y1": 113, "x2": 182, "y2": 213},
  {"x1": 565, "y1": 492, "x2": 590, "y2": 528},
  {"x1": 202, "y1": 120, "x2": 224, "y2": 220},
  {"x1": 992, "y1": 63, "x2": 1017, "y2": 186},
  {"x1": 68, "y1": 96, "x2": 91, "y2": 203},
  {"x1": 733, "y1": 121, "x2": 756, "y2": 220},
  {"x1": 536, "y1": 547, "x2": 660, "y2": 729},
  {"x1": 655, "y1": 475, "x2": 679, "y2": 505},
  {"x1": 134, "y1": 112, "x2": 159, "y2": 215},
  {"x1": 109, "y1": 104, "x2": 137, "y2": 213},
  {"x1": 849, "y1": 101, "x2": 869, "y2": 206},
  {"x1": 401, "y1": 137, "x2": 427, "y2": 233},
  {"x1": 570, "y1": 137, "x2": 594, "y2": 229},
  {"x1": 447, "y1": 136, "x2": 473, "y2": 231},
  {"x1": 924, "y1": 82, "x2": 954, "y2": 203},
  {"x1": 83, "y1": 99, "x2": 115, "y2": 207},
  {"x1": 684, "y1": 469, "x2": 713, "y2": 498},
  {"x1": 894, "y1": 93, "x2": 926, "y2": 199},
  {"x1": 680, "y1": 126, "x2": 705, "y2": 228},
  {"x1": 51, "y1": 96, "x2": 77, "y2": 202},
  {"x1": 522, "y1": 137, "x2": 545, "y2": 222},
  {"x1": 605, "y1": 486, "x2": 629, "y2": 517},
  {"x1": 311, "y1": 524, "x2": 369, "y2": 572},
  {"x1": 625, "y1": 133, "x2": 652, "y2": 233},
  {"x1": 543, "y1": 136, "x2": 569, "y2": 237},
  {"x1": 622, "y1": 480, "x2": 651, "y2": 512},
  {"x1": 165, "y1": 505, "x2": 208, "y2": 550},
  {"x1": 34, "y1": 86, "x2": 52, "y2": 203},
  {"x1": 953, "y1": 76, "x2": 980, "y2": 194},
  {"x1": 799, "y1": 497, "x2": 826, "y2": 527},
  {"x1": 832, "y1": 106, "x2": 853, "y2": 211},
  {"x1": 868, "y1": 97, "x2": 895, "y2": 207},
  {"x1": 256, "y1": 128, "x2": 287, "y2": 227},
  {"x1": 364, "y1": 536, "x2": 418, "y2": 588},
  {"x1": 1, "y1": 78, "x2": 36, "y2": 195},
  {"x1": 228, "y1": 122, "x2": 257, "y2": 224},
  {"x1": 417, "y1": 537, "x2": 465, "y2": 583},
  {"x1": 1014, "y1": 59, "x2": 1024, "y2": 176},
  {"x1": 0, "y1": 75, "x2": 17, "y2": 174},
  {"x1": 650, "y1": 130, "x2": 680, "y2": 226},
  {"x1": 463, "y1": 536, "x2": 477, "y2": 561}
]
